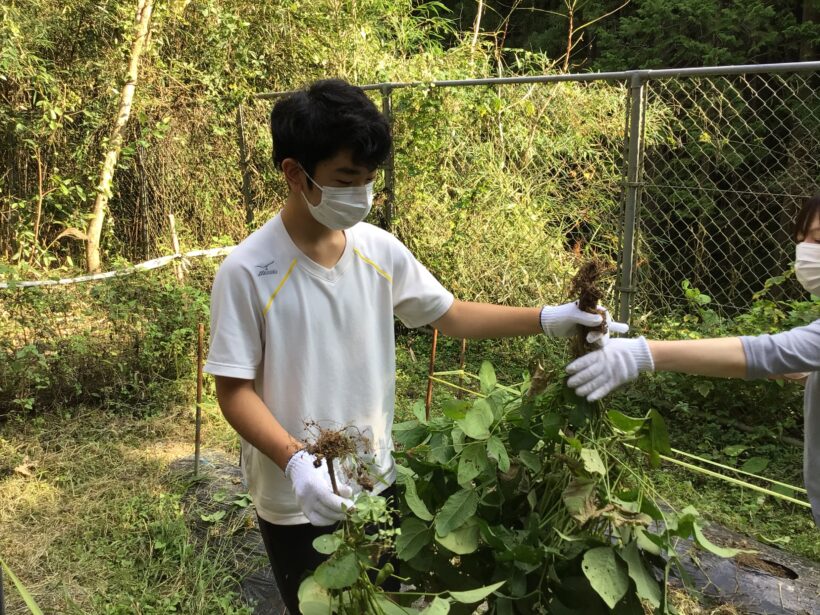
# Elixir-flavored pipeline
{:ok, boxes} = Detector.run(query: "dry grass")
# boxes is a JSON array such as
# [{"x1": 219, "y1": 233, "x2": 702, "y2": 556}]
[
  {"x1": 0, "y1": 398, "x2": 245, "y2": 614},
  {"x1": 667, "y1": 586, "x2": 744, "y2": 615}
]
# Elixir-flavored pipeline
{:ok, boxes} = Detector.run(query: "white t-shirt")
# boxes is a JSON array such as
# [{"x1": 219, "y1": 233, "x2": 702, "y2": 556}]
[{"x1": 204, "y1": 214, "x2": 454, "y2": 524}]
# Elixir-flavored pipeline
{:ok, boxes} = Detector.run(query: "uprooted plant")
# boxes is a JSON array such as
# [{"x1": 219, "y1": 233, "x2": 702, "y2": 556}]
[
  {"x1": 303, "y1": 421, "x2": 372, "y2": 496},
  {"x1": 299, "y1": 259, "x2": 746, "y2": 614}
]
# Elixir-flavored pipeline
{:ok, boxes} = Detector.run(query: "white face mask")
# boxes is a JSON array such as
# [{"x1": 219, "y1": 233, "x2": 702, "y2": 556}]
[
  {"x1": 795, "y1": 242, "x2": 820, "y2": 296},
  {"x1": 300, "y1": 169, "x2": 374, "y2": 230}
]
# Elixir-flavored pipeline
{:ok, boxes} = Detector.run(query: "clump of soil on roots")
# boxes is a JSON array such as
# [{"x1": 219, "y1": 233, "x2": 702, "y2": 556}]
[
  {"x1": 568, "y1": 259, "x2": 614, "y2": 357},
  {"x1": 303, "y1": 421, "x2": 375, "y2": 495}
]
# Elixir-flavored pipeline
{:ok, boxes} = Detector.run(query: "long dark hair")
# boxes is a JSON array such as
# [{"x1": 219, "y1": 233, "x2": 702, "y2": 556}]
[{"x1": 795, "y1": 194, "x2": 820, "y2": 242}]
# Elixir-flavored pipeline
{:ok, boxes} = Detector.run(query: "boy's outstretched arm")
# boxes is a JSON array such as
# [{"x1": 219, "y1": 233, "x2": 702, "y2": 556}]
[
  {"x1": 430, "y1": 299, "x2": 626, "y2": 341},
  {"x1": 430, "y1": 301, "x2": 542, "y2": 339}
]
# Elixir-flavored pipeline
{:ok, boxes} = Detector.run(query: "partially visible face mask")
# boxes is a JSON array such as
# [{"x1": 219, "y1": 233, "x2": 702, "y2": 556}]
[
  {"x1": 795, "y1": 242, "x2": 820, "y2": 296},
  {"x1": 300, "y1": 168, "x2": 374, "y2": 230}
]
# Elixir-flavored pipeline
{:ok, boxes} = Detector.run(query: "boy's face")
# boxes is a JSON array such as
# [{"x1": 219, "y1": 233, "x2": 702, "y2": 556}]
[{"x1": 302, "y1": 149, "x2": 376, "y2": 198}]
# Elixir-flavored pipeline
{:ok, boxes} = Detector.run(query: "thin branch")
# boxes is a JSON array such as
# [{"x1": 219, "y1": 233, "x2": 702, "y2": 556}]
[{"x1": 575, "y1": 0, "x2": 631, "y2": 34}]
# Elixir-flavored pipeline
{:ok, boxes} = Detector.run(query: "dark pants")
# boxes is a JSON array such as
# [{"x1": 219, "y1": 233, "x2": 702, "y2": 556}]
[{"x1": 257, "y1": 485, "x2": 399, "y2": 614}]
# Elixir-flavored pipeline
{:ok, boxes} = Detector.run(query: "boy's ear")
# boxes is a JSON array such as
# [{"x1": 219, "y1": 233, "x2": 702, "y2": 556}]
[{"x1": 281, "y1": 158, "x2": 304, "y2": 191}]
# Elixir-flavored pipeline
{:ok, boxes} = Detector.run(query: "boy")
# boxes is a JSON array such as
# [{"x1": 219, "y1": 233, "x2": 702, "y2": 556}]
[{"x1": 205, "y1": 79, "x2": 625, "y2": 612}]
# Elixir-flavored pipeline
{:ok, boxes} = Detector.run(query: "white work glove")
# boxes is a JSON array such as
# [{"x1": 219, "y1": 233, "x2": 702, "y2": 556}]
[
  {"x1": 285, "y1": 450, "x2": 354, "y2": 526},
  {"x1": 540, "y1": 302, "x2": 630, "y2": 346},
  {"x1": 565, "y1": 337, "x2": 655, "y2": 402}
]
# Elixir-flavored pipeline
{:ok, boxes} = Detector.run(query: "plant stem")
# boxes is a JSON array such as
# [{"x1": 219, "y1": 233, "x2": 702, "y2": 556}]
[{"x1": 327, "y1": 455, "x2": 339, "y2": 495}]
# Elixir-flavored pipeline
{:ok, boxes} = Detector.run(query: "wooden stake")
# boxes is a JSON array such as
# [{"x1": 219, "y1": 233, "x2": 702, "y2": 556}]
[
  {"x1": 194, "y1": 322, "x2": 203, "y2": 476},
  {"x1": 424, "y1": 328, "x2": 439, "y2": 420}
]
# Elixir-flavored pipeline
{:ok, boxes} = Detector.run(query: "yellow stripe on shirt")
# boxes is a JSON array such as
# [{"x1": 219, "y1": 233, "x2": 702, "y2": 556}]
[
  {"x1": 354, "y1": 248, "x2": 393, "y2": 283},
  {"x1": 262, "y1": 258, "x2": 298, "y2": 316}
]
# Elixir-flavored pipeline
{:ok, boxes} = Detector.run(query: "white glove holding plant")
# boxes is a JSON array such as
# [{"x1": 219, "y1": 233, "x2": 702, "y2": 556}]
[
  {"x1": 540, "y1": 302, "x2": 629, "y2": 345},
  {"x1": 565, "y1": 337, "x2": 655, "y2": 401},
  {"x1": 285, "y1": 450, "x2": 354, "y2": 526}
]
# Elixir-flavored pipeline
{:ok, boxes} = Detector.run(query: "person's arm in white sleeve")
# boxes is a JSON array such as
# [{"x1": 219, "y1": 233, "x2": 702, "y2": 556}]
[
  {"x1": 206, "y1": 262, "x2": 305, "y2": 470},
  {"x1": 567, "y1": 320, "x2": 819, "y2": 401}
]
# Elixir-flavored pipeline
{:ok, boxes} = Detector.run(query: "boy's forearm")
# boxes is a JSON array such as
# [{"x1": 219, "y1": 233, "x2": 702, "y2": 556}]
[
  {"x1": 648, "y1": 337, "x2": 747, "y2": 378},
  {"x1": 215, "y1": 377, "x2": 303, "y2": 470},
  {"x1": 431, "y1": 301, "x2": 542, "y2": 339}
]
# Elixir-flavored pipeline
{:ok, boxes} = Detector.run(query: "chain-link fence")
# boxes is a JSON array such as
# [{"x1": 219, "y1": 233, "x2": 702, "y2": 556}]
[
  {"x1": 244, "y1": 62, "x2": 820, "y2": 322},
  {"x1": 638, "y1": 69, "x2": 820, "y2": 316}
]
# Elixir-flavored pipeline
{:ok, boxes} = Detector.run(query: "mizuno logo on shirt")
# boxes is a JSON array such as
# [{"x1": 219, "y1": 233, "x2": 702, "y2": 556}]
[{"x1": 256, "y1": 259, "x2": 279, "y2": 276}]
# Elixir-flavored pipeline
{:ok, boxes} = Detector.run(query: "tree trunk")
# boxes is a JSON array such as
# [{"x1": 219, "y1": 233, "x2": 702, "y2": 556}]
[
  {"x1": 471, "y1": 0, "x2": 485, "y2": 50},
  {"x1": 85, "y1": 0, "x2": 153, "y2": 273}
]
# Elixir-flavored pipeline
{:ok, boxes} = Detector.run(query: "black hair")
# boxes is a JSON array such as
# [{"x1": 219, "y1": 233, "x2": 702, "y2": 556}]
[
  {"x1": 270, "y1": 79, "x2": 391, "y2": 177},
  {"x1": 795, "y1": 193, "x2": 820, "y2": 242}
]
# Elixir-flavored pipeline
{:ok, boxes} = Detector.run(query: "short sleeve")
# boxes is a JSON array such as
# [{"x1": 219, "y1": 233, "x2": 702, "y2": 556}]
[
  {"x1": 391, "y1": 239, "x2": 454, "y2": 328},
  {"x1": 741, "y1": 319, "x2": 820, "y2": 379},
  {"x1": 204, "y1": 260, "x2": 264, "y2": 380}
]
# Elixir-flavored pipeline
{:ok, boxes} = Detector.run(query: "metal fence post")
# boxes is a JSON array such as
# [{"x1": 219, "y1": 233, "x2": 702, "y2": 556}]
[
  {"x1": 618, "y1": 71, "x2": 647, "y2": 326},
  {"x1": 0, "y1": 565, "x2": 5, "y2": 615},
  {"x1": 235, "y1": 103, "x2": 254, "y2": 228},
  {"x1": 380, "y1": 85, "x2": 395, "y2": 230}
]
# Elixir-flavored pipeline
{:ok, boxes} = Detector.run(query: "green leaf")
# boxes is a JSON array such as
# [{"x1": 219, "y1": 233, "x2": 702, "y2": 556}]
[
  {"x1": 421, "y1": 596, "x2": 451, "y2": 615},
  {"x1": 451, "y1": 426, "x2": 466, "y2": 452},
  {"x1": 479, "y1": 361, "x2": 497, "y2": 394},
  {"x1": 0, "y1": 557, "x2": 44, "y2": 615},
  {"x1": 457, "y1": 442, "x2": 488, "y2": 487},
  {"x1": 456, "y1": 400, "x2": 493, "y2": 440},
  {"x1": 435, "y1": 489, "x2": 479, "y2": 536},
  {"x1": 518, "y1": 450, "x2": 542, "y2": 473},
  {"x1": 200, "y1": 510, "x2": 226, "y2": 523},
  {"x1": 297, "y1": 577, "x2": 332, "y2": 615},
  {"x1": 693, "y1": 380, "x2": 714, "y2": 397},
  {"x1": 394, "y1": 420, "x2": 429, "y2": 448},
  {"x1": 435, "y1": 518, "x2": 480, "y2": 554},
  {"x1": 581, "y1": 547, "x2": 630, "y2": 609},
  {"x1": 427, "y1": 432, "x2": 454, "y2": 465},
  {"x1": 487, "y1": 435, "x2": 510, "y2": 472},
  {"x1": 634, "y1": 527, "x2": 663, "y2": 556},
  {"x1": 741, "y1": 456, "x2": 770, "y2": 474},
  {"x1": 230, "y1": 493, "x2": 253, "y2": 508},
  {"x1": 312, "y1": 534, "x2": 343, "y2": 555},
  {"x1": 373, "y1": 595, "x2": 421, "y2": 614},
  {"x1": 580, "y1": 448, "x2": 606, "y2": 476},
  {"x1": 771, "y1": 484, "x2": 796, "y2": 498},
  {"x1": 412, "y1": 400, "x2": 428, "y2": 424},
  {"x1": 313, "y1": 551, "x2": 359, "y2": 590},
  {"x1": 476, "y1": 519, "x2": 509, "y2": 551},
  {"x1": 649, "y1": 410, "x2": 671, "y2": 455},
  {"x1": 443, "y1": 398, "x2": 470, "y2": 420},
  {"x1": 404, "y1": 476, "x2": 434, "y2": 521},
  {"x1": 508, "y1": 427, "x2": 540, "y2": 452},
  {"x1": 606, "y1": 410, "x2": 646, "y2": 434},
  {"x1": 396, "y1": 518, "x2": 433, "y2": 561},
  {"x1": 619, "y1": 541, "x2": 661, "y2": 608},
  {"x1": 449, "y1": 580, "x2": 506, "y2": 603},
  {"x1": 723, "y1": 444, "x2": 748, "y2": 457},
  {"x1": 693, "y1": 522, "x2": 747, "y2": 558},
  {"x1": 542, "y1": 412, "x2": 563, "y2": 441}
]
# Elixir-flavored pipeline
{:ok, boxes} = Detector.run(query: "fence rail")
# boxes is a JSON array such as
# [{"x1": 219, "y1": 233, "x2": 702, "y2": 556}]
[{"x1": 243, "y1": 61, "x2": 820, "y2": 322}]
